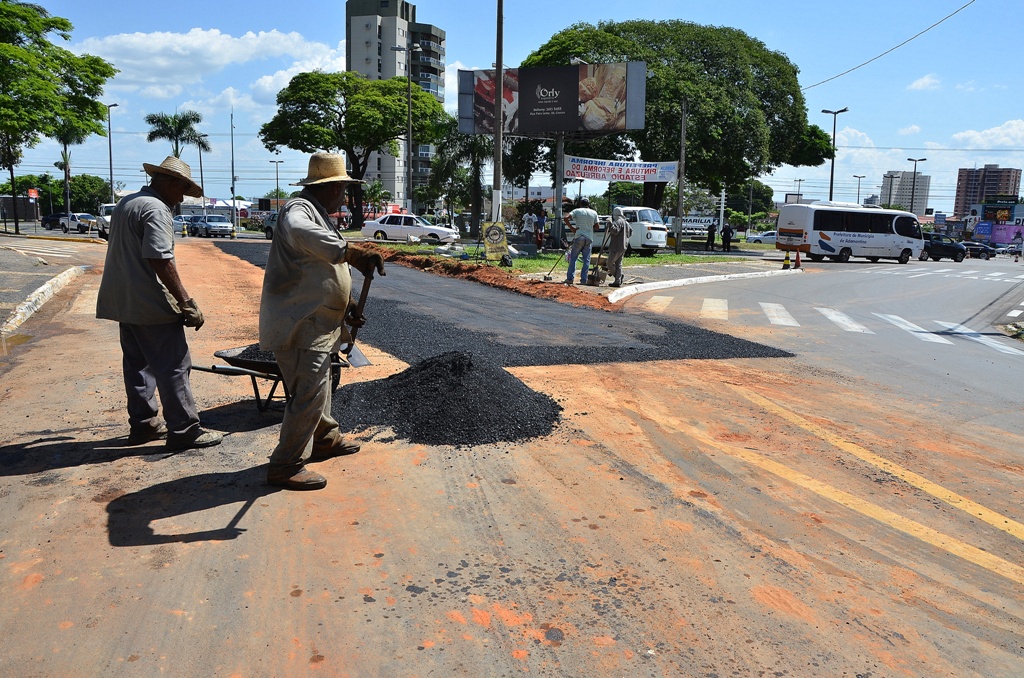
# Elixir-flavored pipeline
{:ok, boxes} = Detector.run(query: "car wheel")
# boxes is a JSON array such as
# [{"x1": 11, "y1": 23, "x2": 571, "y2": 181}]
[
  {"x1": 264, "y1": 228, "x2": 273, "y2": 240},
  {"x1": 897, "y1": 249, "x2": 911, "y2": 264},
  {"x1": 919, "y1": 250, "x2": 929, "y2": 261},
  {"x1": 425, "y1": 234, "x2": 441, "y2": 243},
  {"x1": 752, "y1": 239, "x2": 761, "y2": 244},
  {"x1": 62, "y1": 225, "x2": 69, "y2": 233},
  {"x1": 837, "y1": 248, "x2": 852, "y2": 263},
  {"x1": 373, "y1": 230, "x2": 388, "y2": 241},
  {"x1": 980, "y1": 251, "x2": 989, "y2": 260}
]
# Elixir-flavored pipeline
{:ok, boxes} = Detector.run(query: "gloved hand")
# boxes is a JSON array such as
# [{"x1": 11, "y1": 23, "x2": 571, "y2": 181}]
[
  {"x1": 180, "y1": 298, "x2": 205, "y2": 330},
  {"x1": 345, "y1": 246, "x2": 386, "y2": 277},
  {"x1": 346, "y1": 308, "x2": 366, "y2": 329}
]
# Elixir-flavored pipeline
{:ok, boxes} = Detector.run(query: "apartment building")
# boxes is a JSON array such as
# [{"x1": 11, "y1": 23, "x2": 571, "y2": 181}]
[
  {"x1": 953, "y1": 164, "x2": 1021, "y2": 218},
  {"x1": 346, "y1": 0, "x2": 445, "y2": 213},
  {"x1": 880, "y1": 170, "x2": 931, "y2": 216}
]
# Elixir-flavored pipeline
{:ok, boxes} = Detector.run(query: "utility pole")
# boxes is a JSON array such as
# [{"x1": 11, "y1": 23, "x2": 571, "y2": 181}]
[
  {"x1": 491, "y1": 0, "x2": 504, "y2": 223},
  {"x1": 674, "y1": 99, "x2": 687, "y2": 254}
]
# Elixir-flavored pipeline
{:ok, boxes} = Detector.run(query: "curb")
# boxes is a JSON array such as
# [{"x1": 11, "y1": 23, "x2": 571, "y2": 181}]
[
  {"x1": 1, "y1": 265, "x2": 87, "y2": 337},
  {"x1": 606, "y1": 268, "x2": 804, "y2": 304}
]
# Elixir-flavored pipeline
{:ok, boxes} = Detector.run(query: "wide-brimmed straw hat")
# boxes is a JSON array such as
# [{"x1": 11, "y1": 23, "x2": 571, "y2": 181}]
[
  {"x1": 143, "y1": 156, "x2": 204, "y2": 197},
  {"x1": 292, "y1": 152, "x2": 361, "y2": 186}
]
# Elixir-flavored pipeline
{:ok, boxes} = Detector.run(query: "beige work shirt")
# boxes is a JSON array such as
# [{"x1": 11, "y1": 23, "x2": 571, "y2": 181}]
[{"x1": 259, "y1": 191, "x2": 352, "y2": 353}]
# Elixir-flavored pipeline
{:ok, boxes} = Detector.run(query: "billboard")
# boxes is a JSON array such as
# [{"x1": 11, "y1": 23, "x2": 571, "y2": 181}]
[{"x1": 458, "y1": 62, "x2": 646, "y2": 137}]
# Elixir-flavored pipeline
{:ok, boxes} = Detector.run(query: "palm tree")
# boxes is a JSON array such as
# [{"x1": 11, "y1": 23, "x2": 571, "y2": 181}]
[
  {"x1": 51, "y1": 120, "x2": 92, "y2": 217},
  {"x1": 431, "y1": 116, "x2": 492, "y2": 236},
  {"x1": 362, "y1": 180, "x2": 392, "y2": 217},
  {"x1": 144, "y1": 110, "x2": 209, "y2": 159}
]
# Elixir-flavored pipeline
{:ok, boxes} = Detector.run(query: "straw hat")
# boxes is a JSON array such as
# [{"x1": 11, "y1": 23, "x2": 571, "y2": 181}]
[
  {"x1": 143, "y1": 156, "x2": 204, "y2": 197},
  {"x1": 292, "y1": 152, "x2": 361, "y2": 186}
]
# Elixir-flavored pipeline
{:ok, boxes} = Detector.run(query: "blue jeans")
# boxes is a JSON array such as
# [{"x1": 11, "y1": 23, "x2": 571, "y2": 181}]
[{"x1": 565, "y1": 235, "x2": 593, "y2": 284}]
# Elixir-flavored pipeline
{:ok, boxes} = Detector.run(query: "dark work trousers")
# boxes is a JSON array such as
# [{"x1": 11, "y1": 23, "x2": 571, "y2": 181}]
[{"x1": 119, "y1": 322, "x2": 200, "y2": 437}]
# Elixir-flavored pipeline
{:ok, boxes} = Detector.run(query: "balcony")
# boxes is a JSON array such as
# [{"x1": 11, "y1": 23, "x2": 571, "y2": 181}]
[{"x1": 417, "y1": 55, "x2": 444, "y2": 69}]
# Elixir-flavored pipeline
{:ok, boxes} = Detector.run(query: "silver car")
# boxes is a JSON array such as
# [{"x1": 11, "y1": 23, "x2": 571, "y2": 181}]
[
  {"x1": 197, "y1": 214, "x2": 233, "y2": 238},
  {"x1": 361, "y1": 213, "x2": 459, "y2": 243}
]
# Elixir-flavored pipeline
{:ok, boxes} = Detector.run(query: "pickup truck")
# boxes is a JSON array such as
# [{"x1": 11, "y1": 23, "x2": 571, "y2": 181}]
[
  {"x1": 918, "y1": 233, "x2": 966, "y2": 262},
  {"x1": 60, "y1": 213, "x2": 101, "y2": 236}
]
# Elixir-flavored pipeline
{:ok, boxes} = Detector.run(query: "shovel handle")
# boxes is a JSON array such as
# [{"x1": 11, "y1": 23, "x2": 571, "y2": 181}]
[{"x1": 345, "y1": 271, "x2": 374, "y2": 352}]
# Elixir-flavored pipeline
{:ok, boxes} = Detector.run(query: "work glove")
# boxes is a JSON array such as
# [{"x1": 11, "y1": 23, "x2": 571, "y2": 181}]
[
  {"x1": 180, "y1": 298, "x2": 205, "y2": 330},
  {"x1": 345, "y1": 246, "x2": 386, "y2": 278}
]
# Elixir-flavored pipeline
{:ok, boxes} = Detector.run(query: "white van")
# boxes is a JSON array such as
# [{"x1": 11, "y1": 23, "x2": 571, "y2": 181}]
[
  {"x1": 777, "y1": 201, "x2": 923, "y2": 264},
  {"x1": 591, "y1": 206, "x2": 667, "y2": 256}
]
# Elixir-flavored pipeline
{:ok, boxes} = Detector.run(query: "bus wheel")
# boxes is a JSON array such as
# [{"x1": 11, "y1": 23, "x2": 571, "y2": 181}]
[
  {"x1": 808, "y1": 253, "x2": 825, "y2": 262},
  {"x1": 837, "y1": 248, "x2": 852, "y2": 263},
  {"x1": 897, "y1": 249, "x2": 911, "y2": 264}
]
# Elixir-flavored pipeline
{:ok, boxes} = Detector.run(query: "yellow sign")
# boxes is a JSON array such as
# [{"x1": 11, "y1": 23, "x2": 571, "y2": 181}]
[{"x1": 482, "y1": 222, "x2": 509, "y2": 261}]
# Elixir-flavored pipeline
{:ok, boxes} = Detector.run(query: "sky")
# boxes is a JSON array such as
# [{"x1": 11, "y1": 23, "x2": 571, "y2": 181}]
[{"x1": 19, "y1": 0, "x2": 1024, "y2": 214}]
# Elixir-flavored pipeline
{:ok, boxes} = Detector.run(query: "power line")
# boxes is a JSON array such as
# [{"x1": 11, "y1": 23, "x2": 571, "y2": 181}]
[{"x1": 802, "y1": 0, "x2": 978, "y2": 91}]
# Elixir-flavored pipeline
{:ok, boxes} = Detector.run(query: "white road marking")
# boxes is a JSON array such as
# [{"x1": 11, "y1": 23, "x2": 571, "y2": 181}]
[
  {"x1": 908, "y1": 272, "x2": 934, "y2": 278},
  {"x1": 934, "y1": 322, "x2": 1024, "y2": 356},
  {"x1": 986, "y1": 272, "x2": 1007, "y2": 278},
  {"x1": 933, "y1": 269, "x2": 954, "y2": 273},
  {"x1": 815, "y1": 307, "x2": 874, "y2": 333},
  {"x1": 1008, "y1": 310, "x2": 1023, "y2": 318},
  {"x1": 643, "y1": 295, "x2": 674, "y2": 313},
  {"x1": 759, "y1": 302, "x2": 800, "y2": 326},
  {"x1": 959, "y1": 270, "x2": 980, "y2": 275},
  {"x1": 873, "y1": 313, "x2": 953, "y2": 344},
  {"x1": 9, "y1": 248, "x2": 73, "y2": 259},
  {"x1": 700, "y1": 298, "x2": 728, "y2": 320}
]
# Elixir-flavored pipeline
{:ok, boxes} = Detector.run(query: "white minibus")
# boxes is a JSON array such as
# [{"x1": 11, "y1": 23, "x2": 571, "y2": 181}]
[
  {"x1": 590, "y1": 206, "x2": 668, "y2": 256},
  {"x1": 777, "y1": 202, "x2": 923, "y2": 264}
]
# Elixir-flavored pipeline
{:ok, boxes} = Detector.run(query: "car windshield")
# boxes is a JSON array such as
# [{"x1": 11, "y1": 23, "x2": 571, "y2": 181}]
[
  {"x1": 206, "y1": 216, "x2": 230, "y2": 223},
  {"x1": 637, "y1": 209, "x2": 662, "y2": 224},
  {"x1": 78, "y1": 214, "x2": 95, "y2": 219},
  {"x1": 412, "y1": 215, "x2": 435, "y2": 226}
]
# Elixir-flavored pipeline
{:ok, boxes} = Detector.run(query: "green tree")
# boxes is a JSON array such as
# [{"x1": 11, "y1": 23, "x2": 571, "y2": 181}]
[
  {"x1": 259, "y1": 70, "x2": 447, "y2": 229},
  {"x1": 522, "y1": 20, "x2": 831, "y2": 209},
  {"x1": 429, "y1": 115, "x2": 492, "y2": 236},
  {"x1": 144, "y1": 110, "x2": 210, "y2": 159},
  {"x1": 0, "y1": 1, "x2": 116, "y2": 233},
  {"x1": 727, "y1": 179, "x2": 775, "y2": 216},
  {"x1": 362, "y1": 180, "x2": 391, "y2": 215}
]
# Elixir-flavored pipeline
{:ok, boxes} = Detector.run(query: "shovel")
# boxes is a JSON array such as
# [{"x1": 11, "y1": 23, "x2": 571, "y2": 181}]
[{"x1": 340, "y1": 271, "x2": 375, "y2": 368}]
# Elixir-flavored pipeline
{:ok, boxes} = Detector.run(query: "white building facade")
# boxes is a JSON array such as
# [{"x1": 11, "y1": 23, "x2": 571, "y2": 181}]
[{"x1": 880, "y1": 171, "x2": 931, "y2": 216}]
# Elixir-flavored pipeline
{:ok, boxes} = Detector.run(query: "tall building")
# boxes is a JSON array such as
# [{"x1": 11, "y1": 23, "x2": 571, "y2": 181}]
[
  {"x1": 880, "y1": 170, "x2": 931, "y2": 216},
  {"x1": 346, "y1": 0, "x2": 445, "y2": 213},
  {"x1": 953, "y1": 164, "x2": 1021, "y2": 218}
]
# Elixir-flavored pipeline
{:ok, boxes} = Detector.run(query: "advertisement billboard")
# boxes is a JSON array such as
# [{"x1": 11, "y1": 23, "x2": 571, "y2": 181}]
[
  {"x1": 458, "y1": 62, "x2": 646, "y2": 137},
  {"x1": 564, "y1": 155, "x2": 677, "y2": 183}
]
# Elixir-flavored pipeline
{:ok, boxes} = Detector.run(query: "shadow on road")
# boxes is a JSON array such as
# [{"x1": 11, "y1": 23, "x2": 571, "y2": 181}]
[{"x1": 106, "y1": 465, "x2": 277, "y2": 546}]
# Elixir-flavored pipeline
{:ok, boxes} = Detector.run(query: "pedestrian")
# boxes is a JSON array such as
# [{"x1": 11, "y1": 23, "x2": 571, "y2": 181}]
[
  {"x1": 721, "y1": 222, "x2": 734, "y2": 252},
  {"x1": 562, "y1": 197, "x2": 598, "y2": 285},
  {"x1": 705, "y1": 222, "x2": 716, "y2": 252},
  {"x1": 259, "y1": 152, "x2": 386, "y2": 491},
  {"x1": 95, "y1": 156, "x2": 223, "y2": 451},
  {"x1": 520, "y1": 208, "x2": 536, "y2": 244},
  {"x1": 606, "y1": 207, "x2": 631, "y2": 287},
  {"x1": 535, "y1": 206, "x2": 546, "y2": 249}
]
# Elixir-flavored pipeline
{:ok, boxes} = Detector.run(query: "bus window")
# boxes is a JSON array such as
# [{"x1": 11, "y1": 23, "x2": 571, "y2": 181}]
[
  {"x1": 814, "y1": 211, "x2": 845, "y2": 231},
  {"x1": 894, "y1": 216, "x2": 921, "y2": 238},
  {"x1": 868, "y1": 214, "x2": 891, "y2": 234}
]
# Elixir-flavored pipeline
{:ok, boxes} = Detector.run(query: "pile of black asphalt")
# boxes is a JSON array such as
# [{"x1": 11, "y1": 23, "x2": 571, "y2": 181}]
[{"x1": 218, "y1": 241, "x2": 792, "y2": 446}]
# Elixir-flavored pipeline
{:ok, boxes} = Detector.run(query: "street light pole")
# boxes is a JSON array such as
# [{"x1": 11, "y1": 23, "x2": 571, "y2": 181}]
[
  {"x1": 822, "y1": 107, "x2": 848, "y2": 201},
  {"x1": 198, "y1": 133, "x2": 209, "y2": 219},
  {"x1": 270, "y1": 160, "x2": 283, "y2": 209},
  {"x1": 853, "y1": 174, "x2": 865, "y2": 204},
  {"x1": 907, "y1": 157, "x2": 926, "y2": 216},
  {"x1": 104, "y1": 102, "x2": 118, "y2": 204},
  {"x1": 391, "y1": 43, "x2": 421, "y2": 214}
]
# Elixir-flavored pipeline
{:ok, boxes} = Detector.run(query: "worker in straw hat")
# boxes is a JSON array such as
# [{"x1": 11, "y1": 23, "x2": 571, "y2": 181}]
[
  {"x1": 259, "y1": 151, "x2": 386, "y2": 490},
  {"x1": 96, "y1": 156, "x2": 223, "y2": 451}
]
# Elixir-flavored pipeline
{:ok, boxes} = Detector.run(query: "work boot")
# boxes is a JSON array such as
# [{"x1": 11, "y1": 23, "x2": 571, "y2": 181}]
[
  {"x1": 126, "y1": 422, "x2": 168, "y2": 446},
  {"x1": 609, "y1": 279, "x2": 622, "y2": 288},
  {"x1": 309, "y1": 434, "x2": 361, "y2": 461},
  {"x1": 267, "y1": 466, "x2": 327, "y2": 491},
  {"x1": 165, "y1": 428, "x2": 223, "y2": 451}
]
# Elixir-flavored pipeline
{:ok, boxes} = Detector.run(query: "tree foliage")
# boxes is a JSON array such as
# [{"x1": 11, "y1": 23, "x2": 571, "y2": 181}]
[
  {"x1": 727, "y1": 179, "x2": 775, "y2": 215},
  {"x1": 521, "y1": 20, "x2": 831, "y2": 210},
  {"x1": 144, "y1": 110, "x2": 210, "y2": 159},
  {"x1": 428, "y1": 115, "x2": 492, "y2": 235},
  {"x1": 259, "y1": 70, "x2": 447, "y2": 228},
  {"x1": 0, "y1": 0, "x2": 116, "y2": 232}
]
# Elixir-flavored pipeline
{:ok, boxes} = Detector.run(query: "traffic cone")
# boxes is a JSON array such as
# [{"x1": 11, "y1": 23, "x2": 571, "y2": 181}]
[
  {"x1": 782, "y1": 251, "x2": 791, "y2": 270},
  {"x1": 794, "y1": 250, "x2": 801, "y2": 269},
  {"x1": 1015, "y1": 252, "x2": 1019, "y2": 263}
]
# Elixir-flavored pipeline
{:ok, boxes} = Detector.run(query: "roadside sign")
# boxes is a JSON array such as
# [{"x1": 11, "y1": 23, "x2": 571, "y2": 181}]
[{"x1": 27, "y1": 188, "x2": 38, "y2": 198}]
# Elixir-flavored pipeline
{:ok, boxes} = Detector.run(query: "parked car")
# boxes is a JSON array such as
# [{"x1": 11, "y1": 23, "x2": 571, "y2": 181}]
[
  {"x1": 746, "y1": 230, "x2": 777, "y2": 245},
  {"x1": 195, "y1": 214, "x2": 233, "y2": 237},
  {"x1": 962, "y1": 241, "x2": 997, "y2": 260},
  {"x1": 361, "y1": 213, "x2": 459, "y2": 243},
  {"x1": 41, "y1": 212, "x2": 69, "y2": 230},
  {"x1": 59, "y1": 213, "x2": 99, "y2": 234},
  {"x1": 919, "y1": 233, "x2": 966, "y2": 262},
  {"x1": 263, "y1": 211, "x2": 279, "y2": 240},
  {"x1": 1007, "y1": 243, "x2": 1022, "y2": 256}
]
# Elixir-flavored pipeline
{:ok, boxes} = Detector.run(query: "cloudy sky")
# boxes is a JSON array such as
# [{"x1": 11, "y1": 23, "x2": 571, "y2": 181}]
[{"x1": 20, "y1": 0, "x2": 1022, "y2": 213}]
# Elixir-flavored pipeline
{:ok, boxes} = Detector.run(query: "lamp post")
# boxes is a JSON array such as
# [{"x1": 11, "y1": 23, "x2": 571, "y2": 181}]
[
  {"x1": 391, "y1": 43, "x2": 422, "y2": 214},
  {"x1": 822, "y1": 107, "x2": 848, "y2": 201},
  {"x1": 104, "y1": 102, "x2": 118, "y2": 204},
  {"x1": 853, "y1": 174, "x2": 865, "y2": 204},
  {"x1": 907, "y1": 157, "x2": 926, "y2": 215},
  {"x1": 197, "y1": 133, "x2": 209, "y2": 221},
  {"x1": 270, "y1": 160, "x2": 283, "y2": 210},
  {"x1": 884, "y1": 172, "x2": 898, "y2": 207}
]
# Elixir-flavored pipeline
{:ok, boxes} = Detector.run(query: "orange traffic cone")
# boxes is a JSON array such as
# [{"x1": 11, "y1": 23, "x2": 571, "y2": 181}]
[
  {"x1": 794, "y1": 250, "x2": 802, "y2": 269},
  {"x1": 782, "y1": 251, "x2": 791, "y2": 270}
]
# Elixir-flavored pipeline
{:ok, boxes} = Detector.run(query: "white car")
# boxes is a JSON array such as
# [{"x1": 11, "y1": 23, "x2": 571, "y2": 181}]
[
  {"x1": 362, "y1": 214, "x2": 459, "y2": 243},
  {"x1": 746, "y1": 230, "x2": 777, "y2": 244}
]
